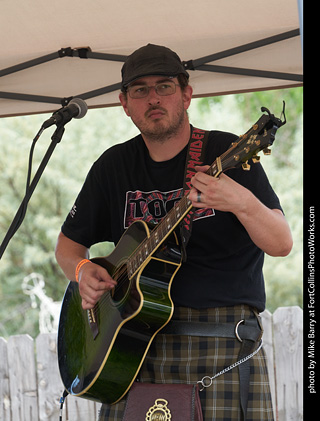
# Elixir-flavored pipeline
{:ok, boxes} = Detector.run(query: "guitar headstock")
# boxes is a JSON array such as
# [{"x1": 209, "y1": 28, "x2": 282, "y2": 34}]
[{"x1": 215, "y1": 103, "x2": 286, "y2": 174}]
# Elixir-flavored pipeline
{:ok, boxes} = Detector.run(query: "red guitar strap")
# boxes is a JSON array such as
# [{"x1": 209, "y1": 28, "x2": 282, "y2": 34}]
[{"x1": 180, "y1": 127, "x2": 209, "y2": 261}]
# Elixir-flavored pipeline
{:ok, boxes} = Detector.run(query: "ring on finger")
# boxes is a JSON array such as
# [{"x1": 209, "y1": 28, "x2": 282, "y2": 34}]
[{"x1": 197, "y1": 191, "x2": 202, "y2": 203}]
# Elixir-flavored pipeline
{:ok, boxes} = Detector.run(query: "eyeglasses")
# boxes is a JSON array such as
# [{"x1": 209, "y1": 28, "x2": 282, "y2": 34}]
[{"x1": 127, "y1": 80, "x2": 180, "y2": 99}]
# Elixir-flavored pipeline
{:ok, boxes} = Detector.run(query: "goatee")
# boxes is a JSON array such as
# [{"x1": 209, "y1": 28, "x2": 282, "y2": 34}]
[{"x1": 140, "y1": 106, "x2": 187, "y2": 143}]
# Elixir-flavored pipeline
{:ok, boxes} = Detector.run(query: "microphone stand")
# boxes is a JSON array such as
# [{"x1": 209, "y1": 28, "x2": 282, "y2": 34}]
[{"x1": 0, "y1": 123, "x2": 66, "y2": 260}]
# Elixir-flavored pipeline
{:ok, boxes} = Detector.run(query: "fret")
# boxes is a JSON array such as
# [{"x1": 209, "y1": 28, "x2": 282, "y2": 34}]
[
  {"x1": 154, "y1": 230, "x2": 159, "y2": 244},
  {"x1": 208, "y1": 163, "x2": 218, "y2": 177},
  {"x1": 127, "y1": 260, "x2": 133, "y2": 279},
  {"x1": 175, "y1": 204, "x2": 181, "y2": 219},
  {"x1": 144, "y1": 243, "x2": 149, "y2": 258}
]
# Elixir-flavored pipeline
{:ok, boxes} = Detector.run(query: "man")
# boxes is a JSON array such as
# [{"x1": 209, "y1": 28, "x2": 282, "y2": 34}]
[{"x1": 55, "y1": 44, "x2": 292, "y2": 420}]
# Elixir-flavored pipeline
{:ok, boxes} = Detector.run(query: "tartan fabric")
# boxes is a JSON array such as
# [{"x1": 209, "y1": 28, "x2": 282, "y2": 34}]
[{"x1": 98, "y1": 305, "x2": 274, "y2": 421}]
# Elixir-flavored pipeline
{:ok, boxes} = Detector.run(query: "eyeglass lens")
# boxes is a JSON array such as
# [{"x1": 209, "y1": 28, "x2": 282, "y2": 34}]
[{"x1": 128, "y1": 81, "x2": 177, "y2": 98}]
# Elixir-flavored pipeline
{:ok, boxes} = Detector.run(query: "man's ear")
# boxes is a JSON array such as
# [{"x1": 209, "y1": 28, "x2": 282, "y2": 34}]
[
  {"x1": 119, "y1": 92, "x2": 130, "y2": 116},
  {"x1": 183, "y1": 85, "x2": 193, "y2": 111}
]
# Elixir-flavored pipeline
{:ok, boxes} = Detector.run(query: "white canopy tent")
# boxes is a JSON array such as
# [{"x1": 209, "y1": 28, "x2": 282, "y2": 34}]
[{"x1": 0, "y1": 0, "x2": 303, "y2": 118}]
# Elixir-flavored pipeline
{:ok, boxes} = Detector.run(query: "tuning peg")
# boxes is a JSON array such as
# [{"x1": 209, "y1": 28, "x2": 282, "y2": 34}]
[
  {"x1": 242, "y1": 161, "x2": 251, "y2": 171},
  {"x1": 252, "y1": 155, "x2": 260, "y2": 164},
  {"x1": 263, "y1": 148, "x2": 271, "y2": 155}
]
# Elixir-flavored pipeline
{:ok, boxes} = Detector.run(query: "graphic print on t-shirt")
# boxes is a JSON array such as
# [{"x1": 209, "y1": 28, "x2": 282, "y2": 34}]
[{"x1": 124, "y1": 188, "x2": 214, "y2": 228}]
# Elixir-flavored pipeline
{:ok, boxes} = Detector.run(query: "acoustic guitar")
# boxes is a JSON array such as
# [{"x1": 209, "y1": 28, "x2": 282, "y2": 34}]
[{"x1": 57, "y1": 105, "x2": 285, "y2": 404}]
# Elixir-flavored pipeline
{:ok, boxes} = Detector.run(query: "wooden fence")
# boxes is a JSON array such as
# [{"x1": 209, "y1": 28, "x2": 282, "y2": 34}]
[{"x1": 0, "y1": 306, "x2": 303, "y2": 421}]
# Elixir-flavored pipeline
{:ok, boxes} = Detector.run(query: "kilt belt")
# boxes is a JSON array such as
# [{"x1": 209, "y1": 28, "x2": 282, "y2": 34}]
[
  {"x1": 161, "y1": 317, "x2": 263, "y2": 342},
  {"x1": 161, "y1": 314, "x2": 263, "y2": 421}
]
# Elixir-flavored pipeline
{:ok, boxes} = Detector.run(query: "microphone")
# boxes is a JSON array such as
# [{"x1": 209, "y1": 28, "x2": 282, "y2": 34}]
[{"x1": 42, "y1": 98, "x2": 88, "y2": 129}]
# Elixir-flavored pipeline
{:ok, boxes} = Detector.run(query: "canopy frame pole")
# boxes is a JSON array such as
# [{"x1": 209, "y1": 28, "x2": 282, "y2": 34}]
[
  {"x1": 190, "y1": 64, "x2": 302, "y2": 82},
  {"x1": 0, "y1": 29, "x2": 302, "y2": 107},
  {"x1": 185, "y1": 29, "x2": 300, "y2": 69}
]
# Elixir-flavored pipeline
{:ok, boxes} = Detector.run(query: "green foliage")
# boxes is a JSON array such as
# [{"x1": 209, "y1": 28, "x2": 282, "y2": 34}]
[{"x1": 0, "y1": 88, "x2": 303, "y2": 337}]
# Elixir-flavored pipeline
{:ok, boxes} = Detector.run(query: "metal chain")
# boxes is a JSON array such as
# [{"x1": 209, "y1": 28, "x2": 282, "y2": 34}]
[{"x1": 197, "y1": 341, "x2": 263, "y2": 391}]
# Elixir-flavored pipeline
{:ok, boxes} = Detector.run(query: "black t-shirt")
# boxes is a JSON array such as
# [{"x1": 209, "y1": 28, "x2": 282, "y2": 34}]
[{"x1": 61, "y1": 128, "x2": 282, "y2": 312}]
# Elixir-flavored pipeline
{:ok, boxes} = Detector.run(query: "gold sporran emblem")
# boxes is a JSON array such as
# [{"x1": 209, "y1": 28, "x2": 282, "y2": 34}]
[{"x1": 145, "y1": 398, "x2": 171, "y2": 420}]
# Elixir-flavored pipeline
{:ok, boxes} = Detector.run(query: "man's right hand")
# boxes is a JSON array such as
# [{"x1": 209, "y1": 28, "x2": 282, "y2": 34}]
[
  {"x1": 55, "y1": 232, "x2": 117, "y2": 310},
  {"x1": 77, "y1": 261, "x2": 117, "y2": 310}
]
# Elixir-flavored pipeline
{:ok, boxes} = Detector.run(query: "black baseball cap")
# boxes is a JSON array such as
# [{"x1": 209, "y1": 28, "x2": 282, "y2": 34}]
[{"x1": 121, "y1": 44, "x2": 189, "y2": 90}]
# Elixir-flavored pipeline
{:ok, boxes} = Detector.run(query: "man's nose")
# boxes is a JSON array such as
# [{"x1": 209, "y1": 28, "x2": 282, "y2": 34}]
[{"x1": 147, "y1": 86, "x2": 161, "y2": 104}]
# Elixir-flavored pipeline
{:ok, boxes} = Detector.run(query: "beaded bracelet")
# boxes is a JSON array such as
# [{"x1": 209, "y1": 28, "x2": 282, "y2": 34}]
[{"x1": 75, "y1": 259, "x2": 90, "y2": 283}]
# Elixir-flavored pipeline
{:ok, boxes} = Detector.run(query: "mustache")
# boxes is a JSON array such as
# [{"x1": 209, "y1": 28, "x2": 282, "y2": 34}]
[{"x1": 145, "y1": 106, "x2": 167, "y2": 117}]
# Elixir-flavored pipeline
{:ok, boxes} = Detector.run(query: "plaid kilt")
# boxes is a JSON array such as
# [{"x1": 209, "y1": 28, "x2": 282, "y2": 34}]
[{"x1": 98, "y1": 305, "x2": 274, "y2": 421}]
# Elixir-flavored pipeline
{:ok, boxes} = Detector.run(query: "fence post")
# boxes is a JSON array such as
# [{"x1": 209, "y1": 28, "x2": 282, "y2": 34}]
[
  {"x1": 273, "y1": 306, "x2": 303, "y2": 421},
  {"x1": 260, "y1": 309, "x2": 276, "y2": 420},
  {"x1": 64, "y1": 394, "x2": 100, "y2": 421},
  {"x1": 7, "y1": 335, "x2": 39, "y2": 421},
  {"x1": 0, "y1": 337, "x2": 11, "y2": 421},
  {"x1": 36, "y1": 333, "x2": 65, "y2": 421}
]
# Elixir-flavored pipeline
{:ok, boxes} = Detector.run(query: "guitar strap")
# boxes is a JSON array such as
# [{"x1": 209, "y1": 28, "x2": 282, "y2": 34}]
[{"x1": 179, "y1": 127, "x2": 210, "y2": 261}]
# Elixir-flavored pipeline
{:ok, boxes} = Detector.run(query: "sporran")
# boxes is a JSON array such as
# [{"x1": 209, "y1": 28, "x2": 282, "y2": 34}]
[{"x1": 122, "y1": 382, "x2": 203, "y2": 421}]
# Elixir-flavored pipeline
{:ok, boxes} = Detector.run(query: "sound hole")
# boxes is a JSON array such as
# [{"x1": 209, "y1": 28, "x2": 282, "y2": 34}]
[{"x1": 111, "y1": 265, "x2": 140, "y2": 317}]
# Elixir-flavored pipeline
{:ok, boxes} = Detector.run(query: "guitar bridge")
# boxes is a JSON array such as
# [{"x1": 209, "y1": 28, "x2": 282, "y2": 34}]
[{"x1": 87, "y1": 307, "x2": 99, "y2": 340}]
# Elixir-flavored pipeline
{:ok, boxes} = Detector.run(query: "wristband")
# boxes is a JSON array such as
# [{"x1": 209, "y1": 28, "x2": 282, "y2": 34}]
[{"x1": 75, "y1": 259, "x2": 90, "y2": 283}]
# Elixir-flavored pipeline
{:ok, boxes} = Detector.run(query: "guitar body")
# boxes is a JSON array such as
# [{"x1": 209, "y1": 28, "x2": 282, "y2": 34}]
[{"x1": 57, "y1": 220, "x2": 182, "y2": 404}]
